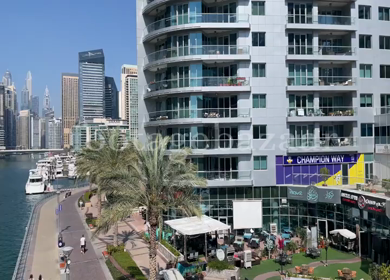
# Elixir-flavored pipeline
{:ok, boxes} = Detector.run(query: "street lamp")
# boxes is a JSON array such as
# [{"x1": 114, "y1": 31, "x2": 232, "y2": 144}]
[
  {"x1": 325, "y1": 239, "x2": 330, "y2": 266},
  {"x1": 61, "y1": 246, "x2": 73, "y2": 280}
]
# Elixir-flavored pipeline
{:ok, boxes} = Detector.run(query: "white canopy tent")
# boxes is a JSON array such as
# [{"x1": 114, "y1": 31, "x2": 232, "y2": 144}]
[
  {"x1": 165, "y1": 215, "x2": 231, "y2": 261},
  {"x1": 329, "y1": 229, "x2": 356, "y2": 239}
]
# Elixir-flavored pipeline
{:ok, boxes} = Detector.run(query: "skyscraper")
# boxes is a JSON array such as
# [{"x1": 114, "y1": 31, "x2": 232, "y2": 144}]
[
  {"x1": 30, "y1": 115, "x2": 41, "y2": 149},
  {"x1": 79, "y1": 49, "x2": 105, "y2": 121},
  {"x1": 62, "y1": 73, "x2": 79, "y2": 149},
  {"x1": 4, "y1": 84, "x2": 17, "y2": 149},
  {"x1": 104, "y1": 76, "x2": 118, "y2": 119},
  {"x1": 120, "y1": 65, "x2": 138, "y2": 139},
  {"x1": 18, "y1": 110, "x2": 30, "y2": 149},
  {"x1": 26, "y1": 71, "x2": 32, "y2": 100},
  {"x1": 0, "y1": 85, "x2": 5, "y2": 148},
  {"x1": 42, "y1": 86, "x2": 50, "y2": 117},
  {"x1": 2, "y1": 70, "x2": 12, "y2": 87},
  {"x1": 46, "y1": 118, "x2": 62, "y2": 149},
  {"x1": 31, "y1": 96, "x2": 39, "y2": 117},
  {"x1": 21, "y1": 87, "x2": 29, "y2": 111}
]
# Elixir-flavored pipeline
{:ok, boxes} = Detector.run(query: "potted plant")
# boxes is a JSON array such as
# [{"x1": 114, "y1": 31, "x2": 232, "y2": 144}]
[
  {"x1": 319, "y1": 167, "x2": 330, "y2": 186},
  {"x1": 261, "y1": 248, "x2": 268, "y2": 260},
  {"x1": 383, "y1": 179, "x2": 390, "y2": 197},
  {"x1": 286, "y1": 240, "x2": 298, "y2": 254},
  {"x1": 296, "y1": 227, "x2": 307, "y2": 250}
]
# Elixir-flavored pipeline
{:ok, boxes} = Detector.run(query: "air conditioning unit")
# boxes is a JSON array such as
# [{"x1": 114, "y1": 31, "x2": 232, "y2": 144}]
[{"x1": 356, "y1": 183, "x2": 364, "y2": 190}]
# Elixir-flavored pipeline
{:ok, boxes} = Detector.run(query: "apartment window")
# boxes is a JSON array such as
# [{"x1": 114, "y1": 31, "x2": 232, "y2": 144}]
[
  {"x1": 380, "y1": 65, "x2": 390, "y2": 78},
  {"x1": 360, "y1": 64, "x2": 372, "y2": 78},
  {"x1": 360, "y1": 94, "x2": 373, "y2": 107},
  {"x1": 254, "y1": 156, "x2": 267, "y2": 170},
  {"x1": 359, "y1": 35, "x2": 371, "y2": 49},
  {"x1": 253, "y1": 125, "x2": 267, "y2": 139},
  {"x1": 380, "y1": 36, "x2": 390, "y2": 50},
  {"x1": 253, "y1": 94, "x2": 266, "y2": 108},
  {"x1": 252, "y1": 1, "x2": 265, "y2": 16},
  {"x1": 359, "y1": 5, "x2": 371, "y2": 19},
  {"x1": 361, "y1": 123, "x2": 373, "y2": 137},
  {"x1": 253, "y1": 63, "x2": 266, "y2": 77},
  {"x1": 379, "y1": 7, "x2": 390, "y2": 21},
  {"x1": 252, "y1": 32, "x2": 265, "y2": 47}
]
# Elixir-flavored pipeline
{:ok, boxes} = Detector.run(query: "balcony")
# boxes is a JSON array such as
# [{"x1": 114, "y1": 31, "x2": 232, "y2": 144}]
[
  {"x1": 144, "y1": 45, "x2": 250, "y2": 70},
  {"x1": 286, "y1": 45, "x2": 356, "y2": 61},
  {"x1": 197, "y1": 170, "x2": 252, "y2": 187},
  {"x1": 144, "y1": 77, "x2": 250, "y2": 98},
  {"x1": 286, "y1": 76, "x2": 357, "y2": 91},
  {"x1": 287, "y1": 137, "x2": 358, "y2": 153},
  {"x1": 143, "y1": 14, "x2": 250, "y2": 42},
  {"x1": 286, "y1": 15, "x2": 356, "y2": 31},
  {"x1": 287, "y1": 106, "x2": 357, "y2": 122},
  {"x1": 167, "y1": 139, "x2": 252, "y2": 155},
  {"x1": 145, "y1": 108, "x2": 251, "y2": 126}
]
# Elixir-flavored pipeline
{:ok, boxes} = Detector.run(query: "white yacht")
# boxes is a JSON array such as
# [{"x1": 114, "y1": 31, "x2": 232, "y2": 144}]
[
  {"x1": 68, "y1": 163, "x2": 77, "y2": 179},
  {"x1": 56, "y1": 159, "x2": 63, "y2": 169},
  {"x1": 55, "y1": 169, "x2": 64, "y2": 178},
  {"x1": 25, "y1": 170, "x2": 46, "y2": 195}
]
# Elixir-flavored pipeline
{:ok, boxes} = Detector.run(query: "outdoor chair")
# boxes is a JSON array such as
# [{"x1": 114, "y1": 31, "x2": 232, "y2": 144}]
[
  {"x1": 308, "y1": 267, "x2": 314, "y2": 275},
  {"x1": 351, "y1": 271, "x2": 356, "y2": 278},
  {"x1": 338, "y1": 270, "x2": 343, "y2": 278},
  {"x1": 195, "y1": 252, "x2": 199, "y2": 259}
]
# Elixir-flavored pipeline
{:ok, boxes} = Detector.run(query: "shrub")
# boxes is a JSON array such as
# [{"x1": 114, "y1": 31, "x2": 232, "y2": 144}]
[
  {"x1": 78, "y1": 196, "x2": 84, "y2": 207},
  {"x1": 106, "y1": 258, "x2": 126, "y2": 280},
  {"x1": 86, "y1": 217, "x2": 97, "y2": 227},
  {"x1": 383, "y1": 179, "x2": 390, "y2": 191},
  {"x1": 107, "y1": 243, "x2": 125, "y2": 254},
  {"x1": 160, "y1": 240, "x2": 180, "y2": 257},
  {"x1": 84, "y1": 191, "x2": 91, "y2": 202},
  {"x1": 112, "y1": 250, "x2": 147, "y2": 280},
  {"x1": 208, "y1": 260, "x2": 234, "y2": 271},
  {"x1": 286, "y1": 240, "x2": 298, "y2": 252}
]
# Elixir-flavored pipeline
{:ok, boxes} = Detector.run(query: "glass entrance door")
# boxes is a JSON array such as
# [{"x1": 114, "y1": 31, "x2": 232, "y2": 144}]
[{"x1": 342, "y1": 164, "x2": 349, "y2": 185}]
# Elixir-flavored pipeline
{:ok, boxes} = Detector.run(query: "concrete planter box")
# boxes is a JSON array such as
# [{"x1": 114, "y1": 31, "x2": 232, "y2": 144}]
[
  {"x1": 205, "y1": 267, "x2": 239, "y2": 279},
  {"x1": 157, "y1": 242, "x2": 184, "y2": 263}
]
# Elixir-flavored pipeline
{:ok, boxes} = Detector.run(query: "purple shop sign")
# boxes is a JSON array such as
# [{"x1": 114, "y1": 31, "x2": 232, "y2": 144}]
[{"x1": 283, "y1": 154, "x2": 358, "y2": 165}]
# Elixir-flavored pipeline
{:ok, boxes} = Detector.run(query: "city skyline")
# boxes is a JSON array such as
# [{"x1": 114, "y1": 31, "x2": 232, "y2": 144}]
[{"x1": 0, "y1": 0, "x2": 137, "y2": 118}]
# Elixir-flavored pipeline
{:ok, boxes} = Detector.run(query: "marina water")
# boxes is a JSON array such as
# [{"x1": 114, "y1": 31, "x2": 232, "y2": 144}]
[{"x1": 0, "y1": 155, "x2": 76, "y2": 279}]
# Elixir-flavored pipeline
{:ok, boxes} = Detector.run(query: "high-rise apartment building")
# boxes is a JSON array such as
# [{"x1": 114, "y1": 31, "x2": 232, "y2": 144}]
[
  {"x1": 62, "y1": 73, "x2": 79, "y2": 149},
  {"x1": 40, "y1": 118, "x2": 46, "y2": 149},
  {"x1": 21, "y1": 87, "x2": 29, "y2": 111},
  {"x1": 42, "y1": 86, "x2": 50, "y2": 117},
  {"x1": 120, "y1": 65, "x2": 138, "y2": 139},
  {"x1": 0, "y1": 85, "x2": 5, "y2": 148},
  {"x1": 2, "y1": 70, "x2": 12, "y2": 87},
  {"x1": 46, "y1": 118, "x2": 62, "y2": 149},
  {"x1": 30, "y1": 115, "x2": 41, "y2": 149},
  {"x1": 79, "y1": 49, "x2": 105, "y2": 121},
  {"x1": 4, "y1": 83, "x2": 17, "y2": 149},
  {"x1": 26, "y1": 71, "x2": 32, "y2": 101},
  {"x1": 137, "y1": 0, "x2": 390, "y2": 238},
  {"x1": 104, "y1": 76, "x2": 119, "y2": 119},
  {"x1": 31, "y1": 96, "x2": 39, "y2": 117},
  {"x1": 18, "y1": 110, "x2": 30, "y2": 149}
]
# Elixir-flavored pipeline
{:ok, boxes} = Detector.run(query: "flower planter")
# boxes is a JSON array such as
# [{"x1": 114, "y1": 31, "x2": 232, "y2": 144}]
[
  {"x1": 102, "y1": 251, "x2": 109, "y2": 259},
  {"x1": 206, "y1": 267, "x2": 239, "y2": 280},
  {"x1": 59, "y1": 262, "x2": 66, "y2": 269}
]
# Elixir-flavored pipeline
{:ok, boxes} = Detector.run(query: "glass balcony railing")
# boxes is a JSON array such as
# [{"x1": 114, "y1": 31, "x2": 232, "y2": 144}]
[
  {"x1": 167, "y1": 139, "x2": 251, "y2": 150},
  {"x1": 287, "y1": 107, "x2": 357, "y2": 117},
  {"x1": 145, "y1": 13, "x2": 250, "y2": 34},
  {"x1": 287, "y1": 15, "x2": 354, "y2": 26},
  {"x1": 375, "y1": 107, "x2": 390, "y2": 115},
  {"x1": 287, "y1": 45, "x2": 355, "y2": 56},
  {"x1": 146, "y1": 77, "x2": 250, "y2": 92},
  {"x1": 287, "y1": 76, "x2": 355, "y2": 86},
  {"x1": 288, "y1": 137, "x2": 357, "y2": 148},
  {"x1": 145, "y1": 45, "x2": 249, "y2": 65},
  {"x1": 148, "y1": 108, "x2": 251, "y2": 121},
  {"x1": 197, "y1": 170, "x2": 252, "y2": 180}
]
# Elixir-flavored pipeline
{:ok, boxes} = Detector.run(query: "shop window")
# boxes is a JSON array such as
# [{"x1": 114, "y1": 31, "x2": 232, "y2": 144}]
[
  {"x1": 263, "y1": 186, "x2": 271, "y2": 198},
  {"x1": 236, "y1": 187, "x2": 244, "y2": 198},
  {"x1": 254, "y1": 187, "x2": 262, "y2": 198},
  {"x1": 263, "y1": 198, "x2": 270, "y2": 207},
  {"x1": 263, "y1": 208, "x2": 271, "y2": 215},
  {"x1": 280, "y1": 207, "x2": 288, "y2": 215},
  {"x1": 271, "y1": 186, "x2": 279, "y2": 197},
  {"x1": 218, "y1": 188, "x2": 227, "y2": 200},
  {"x1": 227, "y1": 187, "x2": 235, "y2": 199},
  {"x1": 210, "y1": 188, "x2": 218, "y2": 199},
  {"x1": 245, "y1": 187, "x2": 253, "y2": 198},
  {"x1": 280, "y1": 186, "x2": 287, "y2": 198}
]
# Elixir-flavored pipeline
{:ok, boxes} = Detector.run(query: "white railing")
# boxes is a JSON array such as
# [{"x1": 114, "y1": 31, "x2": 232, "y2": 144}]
[
  {"x1": 287, "y1": 45, "x2": 355, "y2": 56},
  {"x1": 167, "y1": 139, "x2": 251, "y2": 150},
  {"x1": 145, "y1": 45, "x2": 249, "y2": 64},
  {"x1": 148, "y1": 108, "x2": 251, "y2": 121},
  {"x1": 146, "y1": 76, "x2": 250, "y2": 92},
  {"x1": 287, "y1": 107, "x2": 357, "y2": 117},
  {"x1": 287, "y1": 15, "x2": 355, "y2": 25},
  {"x1": 197, "y1": 170, "x2": 252, "y2": 180},
  {"x1": 287, "y1": 137, "x2": 357, "y2": 148},
  {"x1": 287, "y1": 76, "x2": 356, "y2": 86},
  {"x1": 145, "y1": 13, "x2": 249, "y2": 34}
]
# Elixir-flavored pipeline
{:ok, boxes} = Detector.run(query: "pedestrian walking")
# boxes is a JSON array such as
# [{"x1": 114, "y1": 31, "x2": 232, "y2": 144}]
[
  {"x1": 80, "y1": 234, "x2": 86, "y2": 254},
  {"x1": 38, "y1": 275, "x2": 43, "y2": 280},
  {"x1": 29, "y1": 274, "x2": 34, "y2": 280}
]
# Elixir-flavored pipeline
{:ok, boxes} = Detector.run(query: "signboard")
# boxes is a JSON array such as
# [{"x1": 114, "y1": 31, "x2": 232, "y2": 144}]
[
  {"x1": 376, "y1": 144, "x2": 390, "y2": 154},
  {"x1": 284, "y1": 154, "x2": 357, "y2": 165},
  {"x1": 341, "y1": 190, "x2": 386, "y2": 214},
  {"x1": 287, "y1": 186, "x2": 341, "y2": 204},
  {"x1": 216, "y1": 249, "x2": 225, "y2": 261},
  {"x1": 311, "y1": 227, "x2": 318, "y2": 248},
  {"x1": 270, "y1": 223, "x2": 277, "y2": 235}
]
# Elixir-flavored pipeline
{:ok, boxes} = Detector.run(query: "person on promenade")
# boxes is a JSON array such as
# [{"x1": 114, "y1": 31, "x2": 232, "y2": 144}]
[
  {"x1": 29, "y1": 274, "x2": 34, "y2": 280},
  {"x1": 80, "y1": 234, "x2": 86, "y2": 254},
  {"x1": 38, "y1": 275, "x2": 43, "y2": 280}
]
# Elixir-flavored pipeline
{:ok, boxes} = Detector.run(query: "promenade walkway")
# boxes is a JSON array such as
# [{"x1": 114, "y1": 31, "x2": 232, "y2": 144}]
[
  {"x1": 253, "y1": 257, "x2": 362, "y2": 280},
  {"x1": 60, "y1": 190, "x2": 111, "y2": 280}
]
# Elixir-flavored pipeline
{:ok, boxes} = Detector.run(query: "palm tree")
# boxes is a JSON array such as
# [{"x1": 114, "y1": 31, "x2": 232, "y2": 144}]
[
  {"x1": 97, "y1": 135, "x2": 207, "y2": 280},
  {"x1": 76, "y1": 130, "x2": 134, "y2": 218}
]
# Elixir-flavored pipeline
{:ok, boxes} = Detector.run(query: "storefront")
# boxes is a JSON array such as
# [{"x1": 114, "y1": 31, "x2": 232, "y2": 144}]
[{"x1": 275, "y1": 154, "x2": 371, "y2": 186}]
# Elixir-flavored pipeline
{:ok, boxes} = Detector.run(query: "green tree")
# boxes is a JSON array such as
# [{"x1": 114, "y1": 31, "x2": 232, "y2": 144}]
[
  {"x1": 96, "y1": 135, "x2": 207, "y2": 280},
  {"x1": 296, "y1": 227, "x2": 307, "y2": 248}
]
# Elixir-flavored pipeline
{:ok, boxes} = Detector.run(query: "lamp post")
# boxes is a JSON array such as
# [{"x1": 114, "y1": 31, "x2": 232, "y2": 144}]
[
  {"x1": 61, "y1": 246, "x2": 73, "y2": 280},
  {"x1": 325, "y1": 239, "x2": 330, "y2": 266}
]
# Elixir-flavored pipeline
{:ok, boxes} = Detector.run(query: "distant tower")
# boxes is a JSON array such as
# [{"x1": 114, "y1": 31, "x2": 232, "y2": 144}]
[
  {"x1": 26, "y1": 71, "x2": 32, "y2": 110},
  {"x1": 31, "y1": 96, "x2": 39, "y2": 117},
  {"x1": 2, "y1": 70, "x2": 12, "y2": 87},
  {"x1": 21, "y1": 87, "x2": 30, "y2": 111},
  {"x1": 42, "y1": 86, "x2": 50, "y2": 116}
]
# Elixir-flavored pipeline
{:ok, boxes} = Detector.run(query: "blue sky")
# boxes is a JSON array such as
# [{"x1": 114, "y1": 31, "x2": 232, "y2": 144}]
[{"x1": 0, "y1": 0, "x2": 137, "y2": 117}]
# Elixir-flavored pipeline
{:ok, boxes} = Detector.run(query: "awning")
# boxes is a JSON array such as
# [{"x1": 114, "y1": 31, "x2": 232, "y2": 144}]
[
  {"x1": 329, "y1": 229, "x2": 356, "y2": 239},
  {"x1": 164, "y1": 215, "x2": 231, "y2": 236}
]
